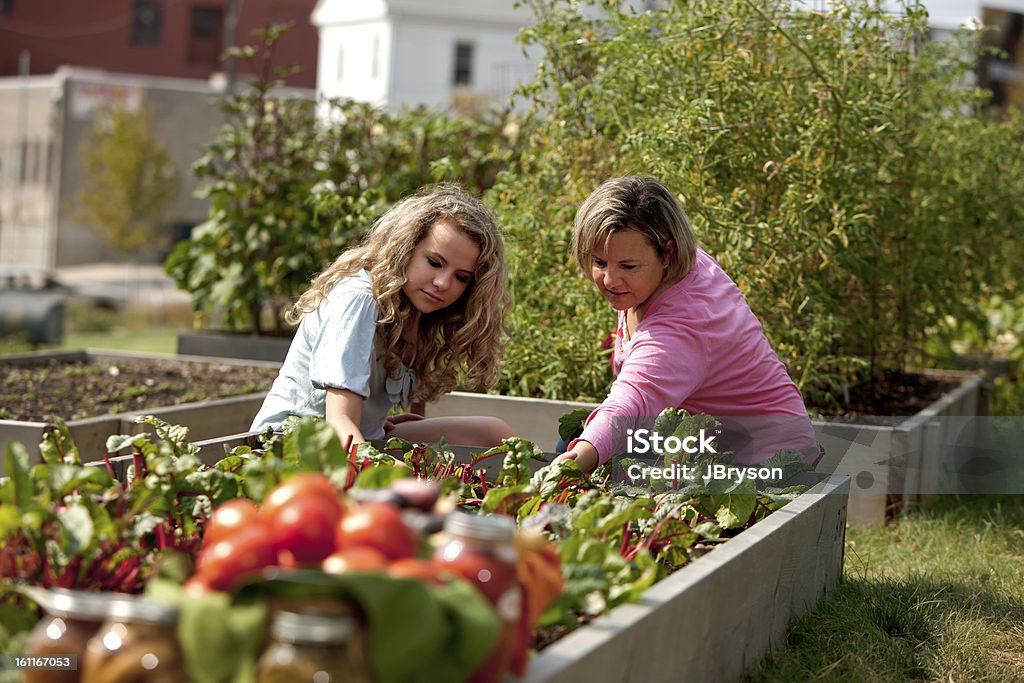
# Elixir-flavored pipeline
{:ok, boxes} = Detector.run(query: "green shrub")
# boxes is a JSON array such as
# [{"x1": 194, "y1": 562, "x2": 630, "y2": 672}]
[{"x1": 489, "y1": 0, "x2": 1024, "y2": 402}]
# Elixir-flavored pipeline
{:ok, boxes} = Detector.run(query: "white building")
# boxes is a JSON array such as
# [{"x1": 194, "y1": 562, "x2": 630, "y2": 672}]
[
  {"x1": 792, "y1": 0, "x2": 1024, "y2": 32},
  {"x1": 890, "y1": 0, "x2": 1024, "y2": 30},
  {"x1": 310, "y1": 0, "x2": 539, "y2": 109}
]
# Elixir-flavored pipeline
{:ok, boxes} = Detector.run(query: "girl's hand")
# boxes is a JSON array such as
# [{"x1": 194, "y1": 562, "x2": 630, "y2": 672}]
[
  {"x1": 384, "y1": 412, "x2": 425, "y2": 433},
  {"x1": 552, "y1": 443, "x2": 599, "y2": 475},
  {"x1": 326, "y1": 387, "x2": 366, "y2": 447}
]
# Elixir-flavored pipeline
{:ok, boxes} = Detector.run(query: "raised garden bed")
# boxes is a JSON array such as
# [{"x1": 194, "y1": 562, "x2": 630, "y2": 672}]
[
  {"x1": 6, "y1": 346, "x2": 980, "y2": 524},
  {"x1": 813, "y1": 369, "x2": 985, "y2": 524},
  {"x1": 176, "y1": 330, "x2": 293, "y2": 363},
  {"x1": 426, "y1": 368, "x2": 985, "y2": 525},
  {"x1": 0, "y1": 349, "x2": 280, "y2": 474},
  {"x1": 524, "y1": 473, "x2": 849, "y2": 683}
]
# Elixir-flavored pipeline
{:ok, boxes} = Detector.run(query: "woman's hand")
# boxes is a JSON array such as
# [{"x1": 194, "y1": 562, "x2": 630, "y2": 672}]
[
  {"x1": 384, "y1": 412, "x2": 425, "y2": 433},
  {"x1": 551, "y1": 441, "x2": 600, "y2": 475}
]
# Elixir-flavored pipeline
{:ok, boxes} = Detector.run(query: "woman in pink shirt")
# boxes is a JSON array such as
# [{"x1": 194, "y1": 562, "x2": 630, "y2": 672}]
[{"x1": 553, "y1": 176, "x2": 819, "y2": 474}]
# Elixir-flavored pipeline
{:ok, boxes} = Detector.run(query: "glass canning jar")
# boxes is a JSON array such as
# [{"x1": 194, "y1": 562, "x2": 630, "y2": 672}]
[
  {"x1": 434, "y1": 511, "x2": 521, "y2": 683},
  {"x1": 256, "y1": 610, "x2": 372, "y2": 683},
  {"x1": 23, "y1": 588, "x2": 113, "y2": 683},
  {"x1": 79, "y1": 594, "x2": 185, "y2": 683}
]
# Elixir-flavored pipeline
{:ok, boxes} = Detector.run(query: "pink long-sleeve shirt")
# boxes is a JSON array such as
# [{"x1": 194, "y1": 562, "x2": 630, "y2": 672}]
[{"x1": 572, "y1": 248, "x2": 819, "y2": 466}]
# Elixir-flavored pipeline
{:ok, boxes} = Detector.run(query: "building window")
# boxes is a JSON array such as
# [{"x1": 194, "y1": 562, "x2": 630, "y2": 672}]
[
  {"x1": 132, "y1": 0, "x2": 163, "y2": 46},
  {"x1": 188, "y1": 6, "x2": 224, "y2": 66},
  {"x1": 29, "y1": 139, "x2": 41, "y2": 184},
  {"x1": 453, "y1": 41, "x2": 474, "y2": 86},
  {"x1": 1, "y1": 0, "x2": 14, "y2": 16}
]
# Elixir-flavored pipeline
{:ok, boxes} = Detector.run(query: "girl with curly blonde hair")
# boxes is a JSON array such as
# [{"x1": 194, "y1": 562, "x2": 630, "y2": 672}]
[{"x1": 251, "y1": 184, "x2": 513, "y2": 448}]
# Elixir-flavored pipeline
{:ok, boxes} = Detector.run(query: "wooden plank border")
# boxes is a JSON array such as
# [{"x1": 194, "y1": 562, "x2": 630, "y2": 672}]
[{"x1": 523, "y1": 474, "x2": 849, "y2": 683}]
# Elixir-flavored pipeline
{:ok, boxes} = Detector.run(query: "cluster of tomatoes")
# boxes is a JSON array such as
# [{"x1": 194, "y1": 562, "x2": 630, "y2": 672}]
[{"x1": 188, "y1": 473, "x2": 443, "y2": 594}]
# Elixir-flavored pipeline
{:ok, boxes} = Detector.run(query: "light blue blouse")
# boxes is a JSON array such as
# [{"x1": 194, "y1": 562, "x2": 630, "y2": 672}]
[{"x1": 250, "y1": 270, "x2": 416, "y2": 439}]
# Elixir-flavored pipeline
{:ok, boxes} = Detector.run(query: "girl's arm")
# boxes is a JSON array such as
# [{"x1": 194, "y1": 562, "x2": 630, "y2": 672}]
[{"x1": 325, "y1": 387, "x2": 366, "y2": 447}]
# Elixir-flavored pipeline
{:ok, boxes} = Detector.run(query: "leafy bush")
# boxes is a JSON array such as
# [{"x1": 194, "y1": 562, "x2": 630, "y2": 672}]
[
  {"x1": 925, "y1": 291, "x2": 1024, "y2": 415},
  {"x1": 489, "y1": 0, "x2": 1024, "y2": 403},
  {"x1": 165, "y1": 25, "x2": 530, "y2": 334}
]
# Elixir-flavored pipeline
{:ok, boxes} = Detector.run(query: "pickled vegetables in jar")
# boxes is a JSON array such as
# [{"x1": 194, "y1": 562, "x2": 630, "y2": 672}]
[
  {"x1": 80, "y1": 595, "x2": 185, "y2": 683},
  {"x1": 23, "y1": 588, "x2": 112, "y2": 683},
  {"x1": 256, "y1": 610, "x2": 372, "y2": 683},
  {"x1": 433, "y1": 511, "x2": 521, "y2": 683}
]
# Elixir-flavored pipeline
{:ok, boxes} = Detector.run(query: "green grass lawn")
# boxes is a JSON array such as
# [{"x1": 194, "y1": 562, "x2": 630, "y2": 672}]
[
  {"x1": 0, "y1": 302, "x2": 188, "y2": 356},
  {"x1": 61, "y1": 327, "x2": 180, "y2": 355},
  {"x1": 750, "y1": 495, "x2": 1024, "y2": 683},
  {"x1": 61, "y1": 301, "x2": 189, "y2": 355}
]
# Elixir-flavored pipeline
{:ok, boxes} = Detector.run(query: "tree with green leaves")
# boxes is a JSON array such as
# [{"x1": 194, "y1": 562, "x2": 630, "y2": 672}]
[{"x1": 76, "y1": 103, "x2": 180, "y2": 257}]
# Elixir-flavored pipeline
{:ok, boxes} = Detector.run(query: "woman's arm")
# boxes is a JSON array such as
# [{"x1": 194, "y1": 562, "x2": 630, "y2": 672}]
[
  {"x1": 325, "y1": 386, "x2": 366, "y2": 448},
  {"x1": 551, "y1": 439, "x2": 600, "y2": 474},
  {"x1": 574, "y1": 322, "x2": 709, "y2": 466}
]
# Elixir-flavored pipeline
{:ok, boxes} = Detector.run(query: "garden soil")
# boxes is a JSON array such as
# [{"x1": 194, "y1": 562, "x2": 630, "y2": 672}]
[
  {"x1": 2, "y1": 357, "x2": 281, "y2": 422},
  {"x1": 4, "y1": 358, "x2": 959, "y2": 424}
]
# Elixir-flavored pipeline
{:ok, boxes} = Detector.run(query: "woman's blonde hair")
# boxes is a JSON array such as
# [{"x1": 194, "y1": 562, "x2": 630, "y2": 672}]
[
  {"x1": 571, "y1": 176, "x2": 697, "y2": 281},
  {"x1": 289, "y1": 184, "x2": 509, "y2": 402}
]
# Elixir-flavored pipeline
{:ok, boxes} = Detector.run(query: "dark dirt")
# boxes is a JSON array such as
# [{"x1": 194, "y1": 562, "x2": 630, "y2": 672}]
[
  {"x1": 806, "y1": 370, "x2": 962, "y2": 420},
  {"x1": 1, "y1": 357, "x2": 281, "y2": 422},
  {"x1": 2, "y1": 357, "x2": 961, "y2": 425}
]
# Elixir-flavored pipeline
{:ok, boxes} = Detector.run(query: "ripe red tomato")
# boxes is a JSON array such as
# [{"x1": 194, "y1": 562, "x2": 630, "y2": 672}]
[
  {"x1": 195, "y1": 525, "x2": 277, "y2": 592},
  {"x1": 321, "y1": 547, "x2": 389, "y2": 575},
  {"x1": 386, "y1": 558, "x2": 446, "y2": 585},
  {"x1": 267, "y1": 495, "x2": 343, "y2": 565},
  {"x1": 202, "y1": 499, "x2": 262, "y2": 548},
  {"x1": 335, "y1": 502, "x2": 418, "y2": 562},
  {"x1": 261, "y1": 473, "x2": 344, "y2": 521}
]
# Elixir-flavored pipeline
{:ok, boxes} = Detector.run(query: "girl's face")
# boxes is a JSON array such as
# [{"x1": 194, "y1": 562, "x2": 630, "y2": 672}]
[
  {"x1": 403, "y1": 219, "x2": 481, "y2": 314},
  {"x1": 590, "y1": 228, "x2": 671, "y2": 312}
]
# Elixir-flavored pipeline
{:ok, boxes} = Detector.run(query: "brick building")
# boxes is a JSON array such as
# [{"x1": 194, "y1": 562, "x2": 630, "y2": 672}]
[{"x1": 0, "y1": 0, "x2": 319, "y2": 88}]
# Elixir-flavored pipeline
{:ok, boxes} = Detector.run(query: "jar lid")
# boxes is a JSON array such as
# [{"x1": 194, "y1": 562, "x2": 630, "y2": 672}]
[
  {"x1": 443, "y1": 510, "x2": 516, "y2": 542},
  {"x1": 270, "y1": 611, "x2": 356, "y2": 644},
  {"x1": 44, "y1": 588, "x2": 116, "y2": 621},
  {"x1": 104, "y1": 594, "x2": 179, "y2": 626}
]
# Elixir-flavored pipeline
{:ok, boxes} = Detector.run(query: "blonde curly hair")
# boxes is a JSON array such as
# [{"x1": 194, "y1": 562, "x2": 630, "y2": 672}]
[{"x1": 288, "y1": 185, "x2": 509, "y2": 403}]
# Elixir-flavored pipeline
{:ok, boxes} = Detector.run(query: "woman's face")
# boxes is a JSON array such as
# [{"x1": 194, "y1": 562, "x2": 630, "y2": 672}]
[
  {"x1": 403, "y1": 219, "x2": 481, "y2": 314},
  {"x1": 590, "y1": 228, "x2": 671, "y2": 312}
]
